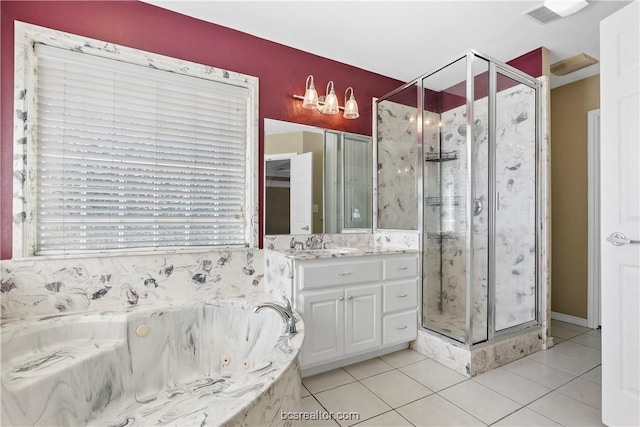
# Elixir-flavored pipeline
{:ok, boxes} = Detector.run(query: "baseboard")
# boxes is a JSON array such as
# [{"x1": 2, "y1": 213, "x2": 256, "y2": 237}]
[{"x1": 551, "y1": 311, "x2": 589, "y2": 327}]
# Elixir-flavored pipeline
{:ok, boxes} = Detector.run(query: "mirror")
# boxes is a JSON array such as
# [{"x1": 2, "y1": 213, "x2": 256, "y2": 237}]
[{"x1": 264, "y1": 119, "x2": 372, "y2": 236}]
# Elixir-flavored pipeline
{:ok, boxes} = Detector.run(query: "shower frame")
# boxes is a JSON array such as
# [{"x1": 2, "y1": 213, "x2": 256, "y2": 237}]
[{"x1": 374, "y1": 50, "x2": 543, "y2": 349}]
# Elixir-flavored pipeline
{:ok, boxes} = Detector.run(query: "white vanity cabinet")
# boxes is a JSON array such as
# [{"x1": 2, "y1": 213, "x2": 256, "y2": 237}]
[{"x1": 293, "y1": 253, "x2": 418, "y2": 370}]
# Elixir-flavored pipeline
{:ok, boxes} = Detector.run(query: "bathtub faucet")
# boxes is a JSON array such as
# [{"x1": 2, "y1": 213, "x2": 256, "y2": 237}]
[{"x1": 253, "y1": 296, "x2": 297, "y2": 336}]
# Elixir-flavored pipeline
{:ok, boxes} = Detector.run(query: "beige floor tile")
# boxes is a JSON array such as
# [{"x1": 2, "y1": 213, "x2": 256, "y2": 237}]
[
  {"x1": 399, "y1": 359, "x2": 468, "y2": 392},
  {"x1": 569, "y1": 332, "x2": 601, "y2": 349},
  {"x1": 343, "y1": 357, "x2": 394, "y2": 380},
  {"x1": 302, "y1": 384, "x2": 311, "y2": 397},
  {"x1": 380, "y1": 349, "x2": 426, "y2": 368},
  {"x1": 550, "y1": 325, "x2": 584, "y2": 341},
  {"x1": 492, "y1": 408, "x2": 561, "y2": 426},
  {"x1": 553, "y1": 341, "x2": 602, "y2": 364},
  {"x1": 557, "y1": 377, "x2": 602, "y2": 409},
  {"x1": 304, "y1": 368, "x2": 356, "y2": 394},
  {"x1": 528, "y1": 391, "x2": 604, "y2": 426},
  {"x1": 353, "y1": 410, "x2": 413, "y2": 427},
  {"x1": 472, "y1": 367, "x2": 551, "y2": 405},
  {"x1": 551, "y1": 320, "x2": 591, "y2": 333},
  {"x1": 396, "y1": 394, "x2": 484, "y2": 426},
  {"x1": 315, "y1": 382, "x2": 391, "y2": 427},
  {"x1": 360, "y1": 369, "x2": 432, "y2": 408},
  {"x1": 438, "y1": 379, "x2": 521, "y2": 425},
  {"x1": 298, "y1": 396, "x2": 340, "y2": 426},
  {"x1": 530, "y1": 348, "x2": 599, "y2": 375},
  {"x1": 502, "y1": 357, "x2": 576, "y2": 389},
  {"x1": 581, "y1": 365, "x2": 602, "y2": 384}
]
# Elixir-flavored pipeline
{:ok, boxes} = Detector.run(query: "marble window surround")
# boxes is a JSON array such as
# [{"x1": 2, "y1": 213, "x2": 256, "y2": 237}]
[{"x1": 11, "y1": 22, "x2": 260, "y2": 258}]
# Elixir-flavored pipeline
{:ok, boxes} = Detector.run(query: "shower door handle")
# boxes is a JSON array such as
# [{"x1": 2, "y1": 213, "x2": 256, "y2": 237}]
[{"x1": 607, "y1": 232, "x2": 640, "y2": 246}]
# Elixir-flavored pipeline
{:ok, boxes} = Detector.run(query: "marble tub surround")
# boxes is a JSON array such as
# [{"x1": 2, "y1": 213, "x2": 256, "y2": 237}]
[
  {"x1": 0, "y1": 248, "x2": 264, "y2": 321},
  {"x1": 1, "y1": 298, "x2": 304, "y2": 426}
]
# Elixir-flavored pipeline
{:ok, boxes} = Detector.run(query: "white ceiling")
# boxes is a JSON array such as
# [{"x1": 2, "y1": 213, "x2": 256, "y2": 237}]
[{"x1": 142, "y1": 0, "x2": 631, "y2": 88}]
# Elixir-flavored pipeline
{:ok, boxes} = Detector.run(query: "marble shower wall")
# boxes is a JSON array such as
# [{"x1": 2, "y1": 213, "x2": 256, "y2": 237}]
[{"x1": 376, "y1": 100, "x2": 419, "y2": 230}]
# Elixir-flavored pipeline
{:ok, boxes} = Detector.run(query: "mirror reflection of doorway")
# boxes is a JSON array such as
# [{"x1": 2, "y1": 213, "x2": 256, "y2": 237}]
[{"x1": 265, "y1": 153, "x2": 313, "y2": 235}]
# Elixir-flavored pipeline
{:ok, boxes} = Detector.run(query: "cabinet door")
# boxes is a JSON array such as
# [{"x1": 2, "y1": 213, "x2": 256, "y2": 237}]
[
  {"x1": 300, "y1": 289, "x2": 345, "y2": 367},
  {"x1": 344, "y1": 284, "x2": 382, "y2": 355}
]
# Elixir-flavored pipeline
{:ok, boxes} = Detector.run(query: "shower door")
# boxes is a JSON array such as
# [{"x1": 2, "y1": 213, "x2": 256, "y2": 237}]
[{"x1": 492, "y1": 67, "x2": 538, "y2": 334}]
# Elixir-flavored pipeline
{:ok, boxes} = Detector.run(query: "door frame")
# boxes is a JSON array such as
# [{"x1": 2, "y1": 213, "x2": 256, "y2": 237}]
[{"x1": 587, "y1": 109, "x2": 601, "y2": 329}]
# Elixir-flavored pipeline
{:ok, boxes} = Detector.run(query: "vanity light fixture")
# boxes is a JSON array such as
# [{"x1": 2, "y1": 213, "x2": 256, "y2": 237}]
[
  {"x1": 294, "y1": 75, "x2": 360, "y2": 119},
  {"x1": 343, "y1": 87, "x2": 360, "y2": 119},
  {"x1": 302, "y1": 75, "x2": 319, "y2": 109},
  {"x1": 320, "y1": 81, "x2": 340, "y2": 115}
]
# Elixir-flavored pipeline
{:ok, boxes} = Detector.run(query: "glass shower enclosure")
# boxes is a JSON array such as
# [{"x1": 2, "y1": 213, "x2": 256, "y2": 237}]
[{"x1": 376, "y1": 51, "x2": 540, "y2": 347}]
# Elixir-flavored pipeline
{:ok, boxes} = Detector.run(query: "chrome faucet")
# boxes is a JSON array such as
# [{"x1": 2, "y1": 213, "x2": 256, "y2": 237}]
[
  {"x1": 290, "y1": 238, "x2": 304, "y2": 250},
  {"x1": 253, "y1": 296, "x2": 297, "y2": 336},
  {"x1": 306, "y1": 235, "x2": 323, "y2": 249}
]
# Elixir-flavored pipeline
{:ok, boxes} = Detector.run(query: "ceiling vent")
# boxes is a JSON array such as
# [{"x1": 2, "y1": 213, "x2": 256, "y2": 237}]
[
  {"x1": 551, "y1": 53, "x2": 599, "y2": 76},
  {"x1": 523, "y1": 5, "x2": 561, "y2": 24}
]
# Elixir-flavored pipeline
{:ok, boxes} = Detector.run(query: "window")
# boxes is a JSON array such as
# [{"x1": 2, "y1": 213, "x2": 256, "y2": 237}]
[{"x1": 14, "y1": 23, "x2": 258, "y2": 256}]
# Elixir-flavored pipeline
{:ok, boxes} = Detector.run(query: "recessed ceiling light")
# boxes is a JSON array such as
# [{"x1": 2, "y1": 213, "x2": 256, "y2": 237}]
[
  {"x1": 543, "y1": 0, "x2": 589, "y2": 17},
  {"x1": 523, "y1": 0, "x2": 589, "y2": 24}
]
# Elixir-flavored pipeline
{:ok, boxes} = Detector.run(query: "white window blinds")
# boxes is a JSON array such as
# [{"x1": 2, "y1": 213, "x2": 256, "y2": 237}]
[{"x1": 34, "y1": 44, "x2": 250, "y2": 255}]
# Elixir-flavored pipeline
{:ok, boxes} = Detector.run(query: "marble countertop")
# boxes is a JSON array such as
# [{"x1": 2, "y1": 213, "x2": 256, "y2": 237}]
[{"x1": 270, "y1": 247, "x2": 418, "y2": 260}]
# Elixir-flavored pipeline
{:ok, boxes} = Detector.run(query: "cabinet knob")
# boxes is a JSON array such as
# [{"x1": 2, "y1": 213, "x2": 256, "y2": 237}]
[
  {"x1": 396, "y1": 325, "x2": 408, "y2": 330},
  {"x1": 337, "y1": 296, "x2": 344, "y2": 302},
  {"x1": 396, "y1": 294, "x2": 408, "y2": 298},
  {"x1": 397, "y1": 266, "x2": 408, "y2": 271},
  {"x1": 347, "y1": 295, "x2": 353, "y2": 301},
  {"x1": 338, "y1": 272, "x2": 352, "y2": 277}
]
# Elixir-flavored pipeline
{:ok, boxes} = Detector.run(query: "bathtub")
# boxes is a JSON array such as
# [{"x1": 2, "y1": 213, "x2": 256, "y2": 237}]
[{"x1": 1, "y1": 298, "x2": 304, "y2": 426}]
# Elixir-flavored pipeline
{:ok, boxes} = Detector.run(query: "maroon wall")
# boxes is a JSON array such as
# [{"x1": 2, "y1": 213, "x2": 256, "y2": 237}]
[{"x1": 0, "y1": 0, "x2": 404, "y2": 258}]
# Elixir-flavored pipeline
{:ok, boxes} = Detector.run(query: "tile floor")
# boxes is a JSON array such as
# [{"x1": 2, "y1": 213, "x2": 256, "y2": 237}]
[{"x1": 299, "y1": 320, "x2": 603, "y2": 426}]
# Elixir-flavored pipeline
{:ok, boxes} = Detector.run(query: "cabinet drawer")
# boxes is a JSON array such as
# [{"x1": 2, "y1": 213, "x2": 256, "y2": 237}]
[
  {"x1": 383, "y1": 280, "x2": 417, "y2": 313},
  {"x1": 383, "y1": 256, "x2": 418, "y2": 280},
  {"x1": 298, "y1": 259, "x2": 382, "y2": 290},
  {"x1": 383, "y1": 311, "x2": 417, "y2": 346}
]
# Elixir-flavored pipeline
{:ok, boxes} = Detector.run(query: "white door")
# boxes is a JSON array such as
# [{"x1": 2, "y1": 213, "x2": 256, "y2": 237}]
[
  {"x1": 600, "y1": 3, "x2": 640, "y2": 426},
  {"x1": 300, "y1": 288, "x2": 344, "y2": 367},
  {"x1": 290, "y1": 152, "x2": 313, "y2": 234},
  {"x1": 344, "y1": 284, "x2": 382, "y2": 355}
]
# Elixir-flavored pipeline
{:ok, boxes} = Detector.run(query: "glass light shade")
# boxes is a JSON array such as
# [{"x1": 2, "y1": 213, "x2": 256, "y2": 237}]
[
  {"x1": 543, "y1": 0, "x2": 588, "y2": 17},
  {"x1": 320, "y1": 81, "x2": 339, "y2": 115},
  {"x1": 302, "y1": 75, "x2": 319, "y2": 109},
  {"x1": 343, "y1": 87, "x2": 359, "y2": 119}
]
